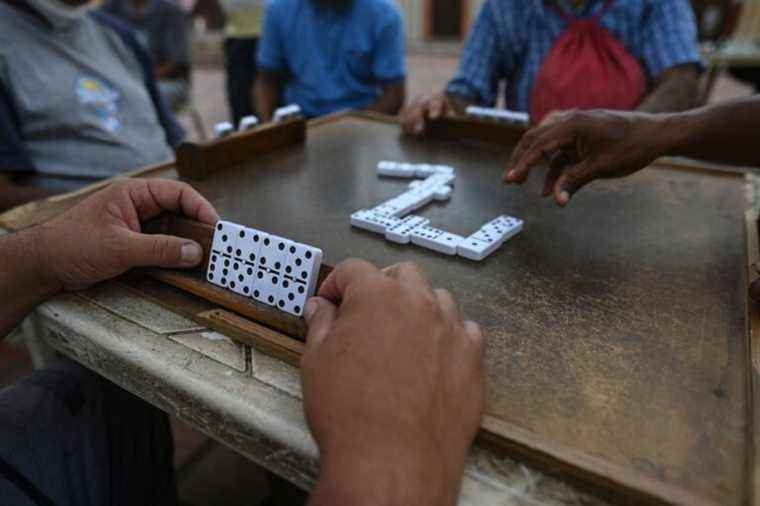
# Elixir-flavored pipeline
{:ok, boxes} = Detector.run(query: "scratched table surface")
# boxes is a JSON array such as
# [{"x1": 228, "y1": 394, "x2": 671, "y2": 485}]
[
  {"x1": 1, "y1": 114, "x2": 750, "y2": 505},
  {"x1": 180, "y1": 115, "x2": 748, "y2": 505}
]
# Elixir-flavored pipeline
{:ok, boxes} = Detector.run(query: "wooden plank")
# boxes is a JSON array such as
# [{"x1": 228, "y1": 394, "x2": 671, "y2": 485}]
[
  {"x1": 195, "y1": 309, "x2": 304, "y2": 368},
  {"x1": 176, "y1": 118, "x2": 306, "y2": 180},
  {"x1": 745, "y1": 208, "x2": 760, "y2": 506}
]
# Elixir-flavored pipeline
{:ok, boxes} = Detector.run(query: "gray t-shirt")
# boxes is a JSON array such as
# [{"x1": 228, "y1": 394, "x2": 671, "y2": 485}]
[
  {"x1": 0, "y1": 4, "x2": 174, "y2": 179},
  {"x1": 103, "y1": 0, "x2": 190, "y2": 68}
]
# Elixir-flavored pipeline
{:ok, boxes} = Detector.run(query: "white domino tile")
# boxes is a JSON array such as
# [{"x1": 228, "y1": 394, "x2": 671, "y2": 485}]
[
  {"x1": 350, "y1": 210, "x2": 402, "y2": 234},
  {"x1": 258, "y1": 234, "x2": 292, "y2": 272},
  {"x1": 410, "y1": 226, "x2": 463, "y2": 255},
  {"x1": 480, "y1": 215, "x2": 524, "y2": 243},
  {"x1": 228, "y1": 259, "x2": 255, "y2": 297},
  {"x1": 211, "y1": 220, "x2": 243, "y2": 257},
  {"x1": 385, "y1": 216, "x2": 430, "y2": 244},
  {"x1": 276, "y1": 277, "x2": 309, "y2": 316},
  {"x1": 433, "y1": 165, "x2": 455, "y2": 176},
  {"x1": 206, "y1": 251, "x2": 230, "y2": 287},
  {"x1": 434, "y1": 185, "x2": 453, "y2": 201},
  {"x1": 273, "y1": 104, "x2": 301, "y2": 122},
  {"x1": 252, "y1": 268, "x2": 281, "y2": 306},
  {"x1": 457, "y1": 236, "x2": 502, "y2": 261},
  {"x1": 214, "y1": 121, "x2": 234, "y2": 138},
  {"x1": 283, "y1": 242, "x2": 323, "y2": 288},
  {"x1": 239, "y1": 115, "x2": 259, "y2": 131},
  {"x1": 415, "y1": 164, "x2": 436, "y2": 178}
]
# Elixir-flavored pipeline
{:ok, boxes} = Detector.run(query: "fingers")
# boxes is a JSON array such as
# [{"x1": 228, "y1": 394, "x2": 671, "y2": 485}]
[
  {"x1": 552, "y1": 161, "x2": 596, "y2": 206},
  {"x1": 318, "y1": 258, "x2": 381, "y2": 304},
  {"x1": 504, "y1": 125, "x2": 576, "y2": 185},
  {"x1": 303, "y1": 296, "x2": 338, "y2": 355},
  {"x1": 463, "y1": 320, "x2": 485, "y2": 364},
  {"x1": 121, "y1": 231, "x2": 204, "y2": 268},
  {"x1": 382, "y1": 261, "x2": 431, "y2": 290},
  {"x1": 434, "y1": 288, "x2": 460, "y2": 321},
  {"x1": 124, "y1": 179, "x2": 220, "y2": 226}
]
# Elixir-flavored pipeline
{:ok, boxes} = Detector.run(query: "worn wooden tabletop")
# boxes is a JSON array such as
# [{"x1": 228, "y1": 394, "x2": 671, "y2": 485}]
[{"x1": 2, "y1": 113, "x2": 752, "y2": 505}]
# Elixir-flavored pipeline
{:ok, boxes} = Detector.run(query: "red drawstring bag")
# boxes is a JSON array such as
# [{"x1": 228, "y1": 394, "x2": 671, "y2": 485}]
[{"x1": 530, "y1": 0, "x2": 647, "y2": 124}]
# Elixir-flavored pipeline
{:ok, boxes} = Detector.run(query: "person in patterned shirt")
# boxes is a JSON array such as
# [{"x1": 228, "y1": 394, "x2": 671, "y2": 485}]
[{"x1": 401, "y1": 0, "x2": 701, "y2": 134}]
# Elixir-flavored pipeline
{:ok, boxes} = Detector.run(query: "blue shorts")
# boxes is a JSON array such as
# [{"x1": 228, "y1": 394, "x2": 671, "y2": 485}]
[{"x1": 0, "y1": 360, "x2": 177, "y2": 506}]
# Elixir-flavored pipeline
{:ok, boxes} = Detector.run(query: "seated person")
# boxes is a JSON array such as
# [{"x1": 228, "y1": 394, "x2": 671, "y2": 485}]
[
  {"x1": 254, "y1": 0, "x2": 406, "y2": 120},
  {"x1": 0, "y1": 0, "x2": 183, "y2": 203},
  {"x1": 0, "y1": 178, "x2": 484, "y2": 505},
  {"x1": 102, "y1": 0, "x2": 191, "y2": 110},
  {"x1": 401, "y1": 0, "x2": 701, "y2": 134}
]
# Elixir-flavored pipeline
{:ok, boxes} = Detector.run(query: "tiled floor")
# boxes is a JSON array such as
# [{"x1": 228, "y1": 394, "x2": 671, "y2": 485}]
[{"x1": 1, "y1": 47, "x2": 755, "y2": 504}]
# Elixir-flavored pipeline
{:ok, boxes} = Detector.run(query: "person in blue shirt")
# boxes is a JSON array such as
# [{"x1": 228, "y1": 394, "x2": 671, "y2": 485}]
[
  {"x1": 254, "y1": 0, "x2": 406, "y2": 120},
  {"x1": 401, "y1": 0, "x2": 702, "y2": 134}
]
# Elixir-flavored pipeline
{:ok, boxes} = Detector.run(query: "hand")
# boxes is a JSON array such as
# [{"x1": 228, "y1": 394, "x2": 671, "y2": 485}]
[
  {"x1": 302, "y1": 260, "x2": 485, "y2": 506},
  {"x1": 503, "y1": 109, "x2": 667, "y2": 206},
  {"x1": 36, "y1": 179, "x2": 219, "y2": 292},
  {"x1": 400, "y1": 92, "x2": 456, "y2": 135}
]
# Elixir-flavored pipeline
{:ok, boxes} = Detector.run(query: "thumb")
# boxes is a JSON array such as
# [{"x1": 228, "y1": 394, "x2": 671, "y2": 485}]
[
  {"x1": 125, "y1": 231, "x2": 204, "y2": 268},
  {"x1": 554, "y1": 162, "x2": 595, "y2": 207},
  {"x1": 303, "y1": 296, "x2": 338, "y2": 353}
]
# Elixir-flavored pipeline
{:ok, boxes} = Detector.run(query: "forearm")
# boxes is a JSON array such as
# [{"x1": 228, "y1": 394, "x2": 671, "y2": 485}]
[
  {"x1": 363, "y1": 82, "x2": 405, "y2": 116},
  {"x1": 652, "y1": 96, "x2": 760, "y2": 166},
  {"x1": 636, "y1": 66, "x2": 698, "y2": 113},
  {"x1": 0, "y1": 226, "x2": 59, "y2": 338},
  {"x1": 309, "y1": 443, "x2": 455, "y2": 506},
  {"x1": 254, "y1": 74, "x2": 281, "y2": 121}
]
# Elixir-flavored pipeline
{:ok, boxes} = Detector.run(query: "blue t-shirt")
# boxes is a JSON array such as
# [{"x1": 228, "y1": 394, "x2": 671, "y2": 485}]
[{"x1": 257, "y1": 0, "x2": 406, "y2": 118}]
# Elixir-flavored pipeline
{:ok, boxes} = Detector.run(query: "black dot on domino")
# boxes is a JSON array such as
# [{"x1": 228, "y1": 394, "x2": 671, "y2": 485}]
[
  {"x1": 300, "y1": 272, "x2": 307, "y2": 280},
  {"x1": 285, "y1": 266, "x2": 292, "y2": 274},
  {"x1": 223, "y1": 268, "x2": 229, "y2": 276},
  {"x1": 254, "y1": 290, "x2": 260, "y2": 297},
  {"x1": 211, "y1": 254, "x2": 217, "y2": 262},
  {"x1": 261, "y1": 257, "x2": 267, "y2": 265},
  {"x1": 257, "y1": 271, "x2": 264, "y2": 279},
  {"x1": 247, "y1": 267, "x2": 253, "y2": 275},
  {"x1": 289, "y1": 246, "x2": 296, "y2": 254},
  {"x1": 295, "y1": 259, "x2": 302, "y2": 267},
  {"x1": 305, "y1": 251, "x2": 312, "y2": 259},
  {"x1": 217, "y1": 224, "x2": 223, "y2": 231},
  {"x1": 268, "y1": 295, "x2": 274, "y2": 303},
  {"x1": 288, "y1": 293, "x2": 294, "y2": 301},
  {"x1": 238, "y1": 274, "x2": 244, "y2": 282},
  {"x1": 249, "y1": 254, "x2": 255, "y2": 262},
  {"x1": 244, "y1": 287, "x2": 249, "y2": 294},
  {"x1": 236, "y1": 249, "x2": 242, "y2": 256},
  {"x1": 239, "y1": 230, "x2": 245, "y2": 238},
  {"x1": 298, "y1": 285, "x2": 305, "y2": 294},
  {"x1": 230, "y1": 281, "x2": 236, "y2": 288},
  {"x1": 224, "y1": 259, "x2": 230, "y2": 267},
  {"x1": 264, "y1": 238, "x2": 270, "y2": 246},
  {"x1": 283, "y1": 279, "x2": 290, "y2": 288},
  {"x1": 294, "y1": 306, "x2": 301, "y2": 314},
  {"x1": 253, "y1": 234, "x2": 260, "y2": 242},
  {"x1": 222, "y1": 234, "x2": 228, "y2": 242},
  {"x1": 274, "y1": 261, "x2": 281, "y2": 270},
  {"x1": 208, "y1": 273, "x2": 214, "y2": 280},
  {"x1": 278, "y1": 242, "x2": 285, "y2": 251},
  {"x1": 271, "y1": 275, "x2": 278, "y2": 283},
  {"x1": 221, "y1": 277, "x2": 227, "y2": 284},
  {"x1": 209, "y1": 263, "x2": 215, "y2": 272},
  {"x1": 227, "y1": 246, "x2": 233, "y2": 254},
  {"x1": 278, "y1": 300, "x2": 284, "y2": 308}
]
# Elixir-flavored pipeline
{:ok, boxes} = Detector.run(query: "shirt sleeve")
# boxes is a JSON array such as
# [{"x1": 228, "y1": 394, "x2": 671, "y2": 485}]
[
  {"x1": 446, "y1": 0, "x2": 505, "y2": 106},
  {"x1": 163, "y1": 5, "x2": 190, "y2": 66},
  {"x1": 371, "y1": 5, "x2": 405, "y2": 83},
  {"x1": 640, "y1": 0, "x2": 701, "y2": 78},
  {"x1": 257, "y1": 0, "x2": 288, "y2": 73}
]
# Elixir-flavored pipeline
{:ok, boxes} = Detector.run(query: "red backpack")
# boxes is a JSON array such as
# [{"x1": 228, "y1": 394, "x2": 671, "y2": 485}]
[{"x1": 530, "y1": 0, "x2": 647, "y2": 124}]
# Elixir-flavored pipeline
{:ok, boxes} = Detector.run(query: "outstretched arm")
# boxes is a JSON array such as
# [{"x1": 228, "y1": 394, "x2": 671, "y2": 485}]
[
  {"x1": 504, "y1": 96, "x2": 760, "y2": 206},
  {"x1": 0, "y1": 179, "x2": 219, "y2": 338},
  {"x1": 636, "y1": 64, "x2": 699, "y2": 113}
]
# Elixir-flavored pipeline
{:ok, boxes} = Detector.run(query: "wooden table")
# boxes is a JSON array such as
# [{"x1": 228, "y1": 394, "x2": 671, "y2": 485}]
[{"x1": 2, "y1": 112, "x2": 755, "y2": 505}]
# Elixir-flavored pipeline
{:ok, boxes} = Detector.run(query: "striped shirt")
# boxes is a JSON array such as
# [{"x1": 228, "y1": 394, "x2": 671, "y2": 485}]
[{"x1": 447, "y1": 0, "x2": 700, "y2": 112}]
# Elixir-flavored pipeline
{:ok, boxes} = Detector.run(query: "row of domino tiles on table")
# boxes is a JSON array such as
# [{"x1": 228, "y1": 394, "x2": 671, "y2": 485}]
[
  {"x1": 206, "y1": 220, "x2": 322, "y2": 317},
  {"x1": 350, "y1": 161, "x2": 523, "y2": 260},
  {"x1": 214, "y1": 104, "x2": 302, "y2": 138}
]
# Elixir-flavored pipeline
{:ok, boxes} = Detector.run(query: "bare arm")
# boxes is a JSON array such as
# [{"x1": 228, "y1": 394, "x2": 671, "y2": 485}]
[
  {"x1": 0, "y1": 179, "x2": 218, "y2": 339},
  {"x1": 636, "y1": 64, "x2": 699, "y2": 113},
  {"x1": 254, "y1": 71, "x2": 283, "y2": 122},
  {"x1": 504, "y1": 95, "x2": 760, "y2": 206},
  {"x1": 363, "y1": 81, "x2": 406, "y2": 116},
  {"x1": 399, "y1": 91, "x2": 473, "y2": 135}
]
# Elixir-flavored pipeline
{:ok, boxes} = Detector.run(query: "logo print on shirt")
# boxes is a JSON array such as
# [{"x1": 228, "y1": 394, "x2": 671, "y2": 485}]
[{"x1": 75, "y1": 77, "x2": 121, "y2": 133}]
